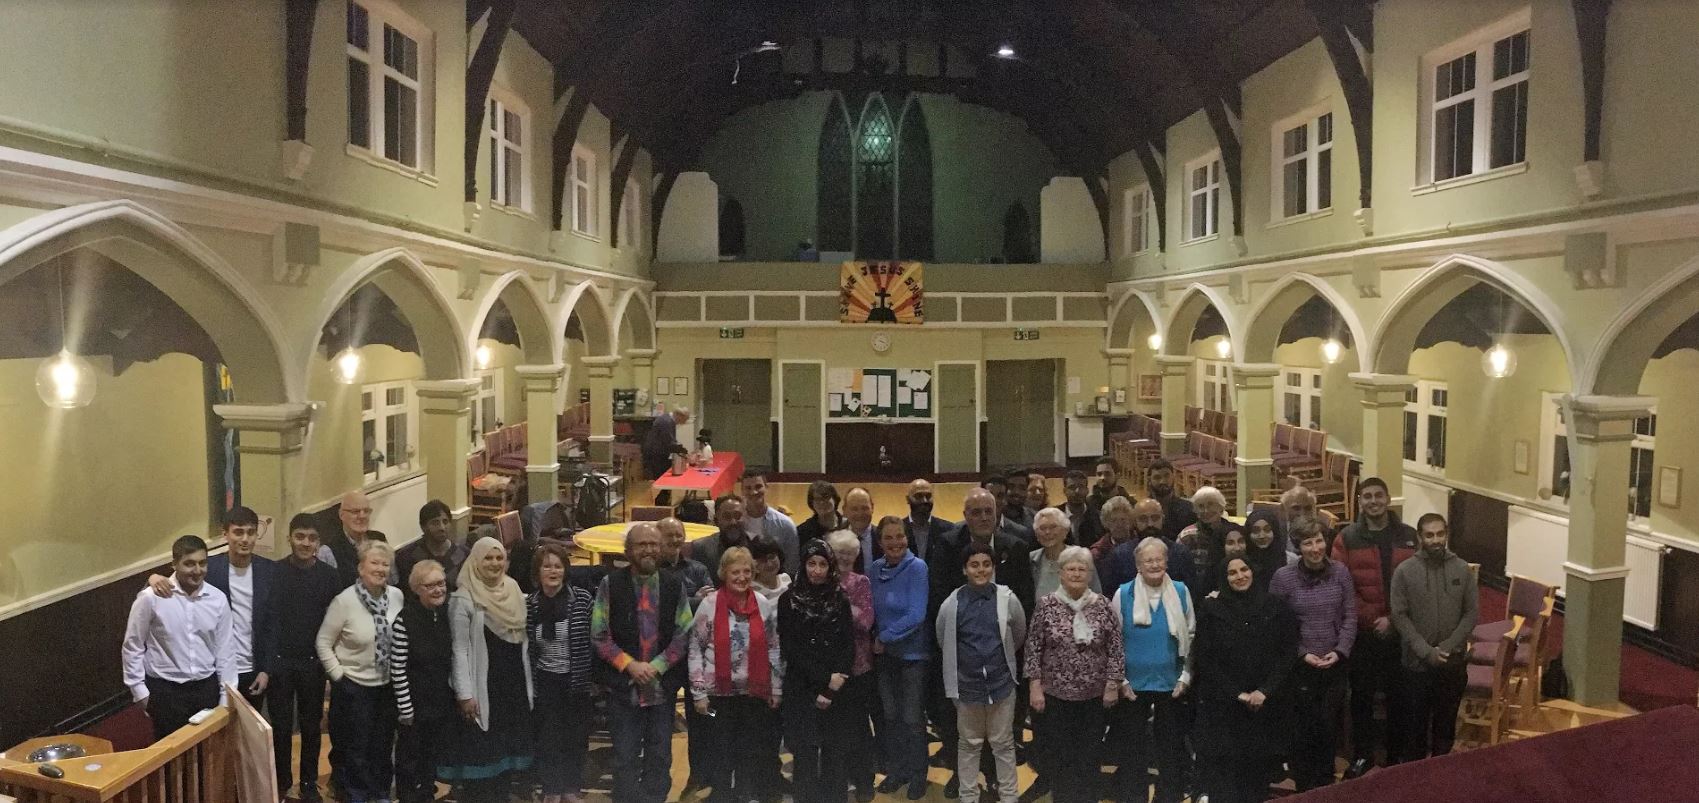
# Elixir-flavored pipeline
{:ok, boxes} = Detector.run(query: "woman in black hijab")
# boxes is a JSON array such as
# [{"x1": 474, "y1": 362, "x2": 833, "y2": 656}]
[
  {"x1": 1193, "y1": 556, "x2": 1299, "y2": 803},
  {"x1": 1241, "y1": 509, "x2": 1289, "y2": 594},
  {"x1": 778, "y1": 540, "x2": 855, "y2": 803}
]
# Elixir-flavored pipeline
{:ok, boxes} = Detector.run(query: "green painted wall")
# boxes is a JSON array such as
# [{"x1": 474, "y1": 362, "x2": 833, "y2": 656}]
[
  {"x1": 696, "y1": 91, "x2": 1061, "y2": 263},
  {"x1": 0, "y1": 354, "x2": 211, "y2": 608}
]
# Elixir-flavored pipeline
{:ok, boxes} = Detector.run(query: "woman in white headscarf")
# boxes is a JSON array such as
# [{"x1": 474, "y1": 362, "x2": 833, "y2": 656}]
[
  {"x1": 1024, "y1": 546, "x2": 1123, "y2": 803},
  {"x1": 441, "y1": 537, "x2": 536, "y2": 802}
]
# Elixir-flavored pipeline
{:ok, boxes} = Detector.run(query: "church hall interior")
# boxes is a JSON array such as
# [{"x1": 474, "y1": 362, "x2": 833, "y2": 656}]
[{"x1": 5, "y1": 0, "x2": 1699, "y2": 801}]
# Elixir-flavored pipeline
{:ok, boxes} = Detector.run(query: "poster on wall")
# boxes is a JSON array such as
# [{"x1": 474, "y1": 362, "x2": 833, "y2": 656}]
[
  {"x1": 839, "y1": 261, "x2": 925, "y2": 324},
  {"x1": 828, "y1": 367, "x2": 932, "y2": 418}
]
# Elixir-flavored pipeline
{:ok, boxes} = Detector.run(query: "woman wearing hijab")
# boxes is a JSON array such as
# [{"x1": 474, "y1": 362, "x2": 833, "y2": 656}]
[
  {"x1": 1025, "y1": 546, "x2": 1123, "y2": 803},
  {"x1": 1194, "y1": 556, "x2": 1299, "y2": 803},
  {"x1": 442, "y1": 537, "x2": 535, "y2": 802},
  {"x1": 529, "y1": 542, "x2": 594, "y2": 803},
  {"x1": 827, "y1": 529, "x2": 880, "y2": 802},
  {"x1": 1242, "y1": 509, "x2": 1291, "y2": 594},
  {"x1": 689, "y1": 546, "x2": 784, "y2": 803},
  {"x1": 780, "y1": 540, "x2": 855, "y2": 803}
]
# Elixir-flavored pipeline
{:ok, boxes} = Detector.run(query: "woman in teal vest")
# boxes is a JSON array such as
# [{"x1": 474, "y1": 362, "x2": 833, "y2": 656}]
[{"x1": 1108, "y1": 537, "x2": 1196, "y2": 803}]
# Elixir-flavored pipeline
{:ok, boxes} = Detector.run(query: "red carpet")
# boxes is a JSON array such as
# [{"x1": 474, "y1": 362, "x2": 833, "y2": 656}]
[
  {"x1": 1289, "y1": 704, "x2": 1699, "y2": 801},
  {"x1": 81, "y1": 702, "x2": 153, "y2": 753},
  {"x1": 1478, "y1": 586, "x2": 1697, "y2": 711}
]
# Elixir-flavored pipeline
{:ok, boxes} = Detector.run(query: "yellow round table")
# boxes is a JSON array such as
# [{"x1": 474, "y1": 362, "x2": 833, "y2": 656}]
[{"x1": 571, "y1": 521, "x2": 718, "y2": 564}]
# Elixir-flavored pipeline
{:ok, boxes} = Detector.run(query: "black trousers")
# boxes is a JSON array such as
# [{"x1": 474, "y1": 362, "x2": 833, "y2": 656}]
[
  {"x1": 1041, "y1": 695, "x2": 1107, "y2": 803},
  {"x1": 707, "y1": 695, "x2": 779, "y2": 803},
  {"x1": 1401, "y1": 663, "x2": 1468, "y2": 761},
  {"x1": 1107, "y1": 693, "x2": 1190, "y2": 803},
  {"x1": 684, "y1": 687, "x2": 719, "y2": 785},
  {"x1": 144, "y1": 674, "x2": 221, "y2": 742},
  {"x1": 1348, "y1": 633, "x2": 1411, "y2": 764},
  {"x1": 841, "y1": 670, "x2": 879, "y2": 791},
  {"x1": 1290, "y1": 663, "x2": 1347, "y2": 791},
  {"x1": 327, "y1": 678, "x2": 397, "y2": 801},
  {"x1": 267, "y1": 657, "x2": 327, "y2": 794},
  {"x1": 395, "y1": 715, "x2": 449, "y2": 803},
  {"x1": 535, "y1": 672, "x2": 594, "y2": 795}
]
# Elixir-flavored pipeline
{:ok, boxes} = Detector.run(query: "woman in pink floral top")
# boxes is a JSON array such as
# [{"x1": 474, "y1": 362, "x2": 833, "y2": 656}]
[
  {"x1": 828, "y1": 529, "x2": 879, "y2": 802},
  {"x1": 1024, "y1": 546, "x2": 1124, "y2": 803}
]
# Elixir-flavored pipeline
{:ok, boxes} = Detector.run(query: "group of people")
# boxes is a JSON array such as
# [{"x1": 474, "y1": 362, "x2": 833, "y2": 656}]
[{"x1": 120, "y1": 460, "x2": 1481, "y2": 803}]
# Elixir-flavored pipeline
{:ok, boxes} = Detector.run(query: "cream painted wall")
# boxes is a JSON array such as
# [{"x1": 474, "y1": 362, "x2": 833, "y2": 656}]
[
  {"x1": 1162, "y1": 112, "x2": 1242, "y2": 274},
  {"x1": 1600, "y1": 1, "x2": 1699, "y2": 198},
  {"x1": 1640, "y1": 349, "x2": 1699, "y2": 544},
  {"x1": 476, "y1": 339, "x2": 527, "y2": 425},
  {"x1": 0, "y1": 354, "x2": 211, "y2": 608},
  {"x1": 1273, "y1": 337, "x2": 1363, "y2": 456},
  {"x1": 302, "y1": 344, "x2": 426, "y2": 507}
]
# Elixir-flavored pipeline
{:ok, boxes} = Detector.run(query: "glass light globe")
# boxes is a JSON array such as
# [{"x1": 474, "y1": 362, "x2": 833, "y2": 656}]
[
  {"x1": 1482, "y1": 343, "x2": 1518, "y2": 379},
  {"x1": 1320, "y1": 339, "x2": 1344, "y2": 365},
  {"x1": 36, "y1": 349, "x2": 96, "y2": 409},
  {"x1": 1215, "y1": 338, "x2": 1232, "y2": 359},
  {"x1": 1146, "y1": 333, "x2": 1163, "y2": 351},
  {"x1": 333, "y1": 347, "x2": 366, "y2": 385},
  {"x1": 475, "y1": 343, "x2": 493, "y2": 369}
]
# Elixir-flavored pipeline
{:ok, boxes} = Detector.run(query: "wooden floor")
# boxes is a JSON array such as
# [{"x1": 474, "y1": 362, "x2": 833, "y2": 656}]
[{"x1": 289, "y1": 481, "x2": 1635, "y2": 802}]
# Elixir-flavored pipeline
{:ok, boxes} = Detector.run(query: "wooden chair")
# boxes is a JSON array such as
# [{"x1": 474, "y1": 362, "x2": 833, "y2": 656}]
[
  {"x1": 1461, "y1": 618, "x2": 1524, "y2": 745},
  {"x1": 493, "y1": 510, "x2": 523, "y2": 550},
  {"x1": 1471, "y1": 576, "x2": 1558, "y2": 720}
]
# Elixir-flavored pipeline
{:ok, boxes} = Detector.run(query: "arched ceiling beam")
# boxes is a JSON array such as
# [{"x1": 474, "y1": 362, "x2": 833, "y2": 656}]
[
  {"x1": 1572, "y1": 0, "x2": 1612, "y2": 166},
  {"x1": 548, "y1": 89, "x2": 592, "y2": 232},
  {"x1": 283, "y1": 0, "x2": 318, "y2": 143},
  {"x1": 1304, "y1": 0, "x2": 1375, "y2": 215},
  {"x1": 607, "y1": 135, "x2": 639, "y2": 248},
  {"x1": 465, "y1": 0, "x2": 518, "y2": 203}
]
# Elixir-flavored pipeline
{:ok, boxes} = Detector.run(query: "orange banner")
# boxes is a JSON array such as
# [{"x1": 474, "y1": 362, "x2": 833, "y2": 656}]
[{"x1": 838, "y1": 261, "x2": 924, "y2": 324}]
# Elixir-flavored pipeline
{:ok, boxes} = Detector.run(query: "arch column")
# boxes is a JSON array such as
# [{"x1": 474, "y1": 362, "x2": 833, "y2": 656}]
[
  {"x1": 626, "y1": 348, "x2": 659, "y2": 403},
  {"x1": 1104, "y1": 348, "x2": 1133, "y2": 414},
  {"x1": 215, "y1": 403, "x2": 314, "y2": 559},
  {"x1": 1352, "y1": 373, "x2": 1415, "y2": 505},
  {"x1": 1233, "y1": 363, "x2": 1281, "y2": 505},
  {"x1": 1562, "y1": 394, "x2": 1656, "y2": 706},
  {"x1": 515, "y1": 364, "x2": 567, "y2": 500},
  {"x1": 582, "y1": 355, "x2": 622, "y2": 463},
  {"x1": 1157, "y1": 355, "x2": 1194, "y2": 457},
  {"x1": 415, "y1": 379, "x2": 479, "y2": 535}
]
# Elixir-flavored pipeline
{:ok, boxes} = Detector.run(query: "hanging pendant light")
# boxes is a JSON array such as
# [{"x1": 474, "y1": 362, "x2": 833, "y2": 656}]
[
  {"x1": 332, "y1": 301, "x2": 365, "y2": 385},
  {"x1": 1482, "y1": 343, "x2": 1518, "y2": 379},
  {"x1": 1146, "y1": 333, "x2": 1163, "y2": 351},
  {"x1": 475, "y1": 343, "x2": 493, "y2": 369},
  {"x1": 1215, "y1": 338, "x2": 1232, "y2": 359},
  {"x1": 1320, "y1": 338, "x2": 1344, "y2": 365},
  {"x1": 36, "y1": 264, "x2": 95, "y2": 409}
]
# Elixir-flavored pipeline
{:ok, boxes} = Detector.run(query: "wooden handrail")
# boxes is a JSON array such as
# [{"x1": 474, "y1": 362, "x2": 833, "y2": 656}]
[{"x1": 0, "y1": 707, "x2": 235, "y2": 802}]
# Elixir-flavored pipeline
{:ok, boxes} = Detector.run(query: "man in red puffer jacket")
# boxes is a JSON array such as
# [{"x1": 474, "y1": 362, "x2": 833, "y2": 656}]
[{"x1": 1331, "y1": 477, "x2": 1418, "y2": 779}]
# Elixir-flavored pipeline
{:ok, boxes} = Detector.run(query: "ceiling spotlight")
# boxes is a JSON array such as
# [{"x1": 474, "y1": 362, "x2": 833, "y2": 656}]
[
  {"x1": 1215, "y1": 338, "x2": 1232, "y2": 359},
  {"x1": 1483, "y1": 343, "x2": 1518, "y2": 379},
  {"x1": 1320, "y1": 339, "x2": 1343, "y2": 365},
  {"x1": 1147, "y1": 333, "x2": 1163, "y2": 351},
  {"x1": 995, "y1": 44, "x2": 1016, "y2": 58},
  {"x1": 756, "y1": 40, "x2": 780, "y2": 52}
]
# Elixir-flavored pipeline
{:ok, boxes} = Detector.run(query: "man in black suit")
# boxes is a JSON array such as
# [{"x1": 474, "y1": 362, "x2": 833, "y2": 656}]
[
  {"x1": 903, "y1": 478, "x2": 954, "y2": 565},
  {"x1": 147, "y1": 505, "x2": 277, "y2": 711}
]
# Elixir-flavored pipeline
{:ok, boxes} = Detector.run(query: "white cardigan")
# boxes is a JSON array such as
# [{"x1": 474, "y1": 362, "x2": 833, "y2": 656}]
[
  {"x1": 316, "y1": 584, "x2": 404, "y2": 687},
  {"x1": 935, "y1": 584, "x2": 1027, "y2": 701},
  {"x1": 449, "y1": 589, "x2": 535, "y2": 732}
]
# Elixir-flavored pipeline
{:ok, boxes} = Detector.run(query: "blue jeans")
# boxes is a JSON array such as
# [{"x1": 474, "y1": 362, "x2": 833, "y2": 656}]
[
  {"x1": 609, "y1": 696, "x2": 674, "y2": 803},
  {"x1": 877, "y1": 655, "x2": 930, "y2": 784}
]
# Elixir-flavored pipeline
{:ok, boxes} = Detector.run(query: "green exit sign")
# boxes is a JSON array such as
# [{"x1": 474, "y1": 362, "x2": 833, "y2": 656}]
[
  {"x1": 719, "y1": 327, "x2": 745, "y2": 339},
  {"x1": 1014, "y1": 329, "x2": 1040, "y2": 341}
]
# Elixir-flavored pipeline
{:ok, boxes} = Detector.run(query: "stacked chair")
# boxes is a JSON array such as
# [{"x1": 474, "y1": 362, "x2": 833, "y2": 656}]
[{"x1": 1469, "y1": 575, "x2": 1559, "y2": 722}]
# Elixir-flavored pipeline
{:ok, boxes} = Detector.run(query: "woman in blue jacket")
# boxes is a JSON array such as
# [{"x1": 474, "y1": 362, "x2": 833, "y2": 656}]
[{"x1": 868, "y1": 515, "x2": 932, "y2": 800}]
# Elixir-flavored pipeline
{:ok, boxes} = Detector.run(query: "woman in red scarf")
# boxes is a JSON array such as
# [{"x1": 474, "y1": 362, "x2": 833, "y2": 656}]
[{"x1": 688, "y1": 546, "x2": 783, "y2": 803}]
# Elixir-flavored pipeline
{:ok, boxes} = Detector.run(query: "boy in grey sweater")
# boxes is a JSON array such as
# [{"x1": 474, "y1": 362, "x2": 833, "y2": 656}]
[{"x1": 1390, "y1": 512, "x2": 1478, "y2": 760}]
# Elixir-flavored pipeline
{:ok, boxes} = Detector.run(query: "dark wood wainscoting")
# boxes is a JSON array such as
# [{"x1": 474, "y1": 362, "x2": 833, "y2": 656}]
[
  {"x1": 0, "y1": 563, "x2": 166, "y2": 746},
  {"x1": 825, "y1": 422, "x2": 934, "y2": 478},
  {"x1": 1448, "y1": 490, "x2": 1510, "y2": 585}
]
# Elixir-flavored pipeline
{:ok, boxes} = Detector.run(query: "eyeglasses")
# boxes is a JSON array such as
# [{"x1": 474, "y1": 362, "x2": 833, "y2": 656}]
[
  {"x1": 344, "y1": 508, "x2": 373, "y2": 516},
  {"x1": 418, "y1": 580, "x2": 447, "y2": 590}
]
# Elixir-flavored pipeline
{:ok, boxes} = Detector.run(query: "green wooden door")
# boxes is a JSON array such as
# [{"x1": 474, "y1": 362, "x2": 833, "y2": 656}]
[
  {"x1": 781, "y1": 362, "x2": 823, "y2": 473},
  {"x1": 985, "y1": 359, "x2": 1057, "y2": 468},
  {"x1": 935, "y1": 363, "x2": 978, "y2": 473},
  {"x1": 700, "y1": 359, "x2": 774, "y2": 470}
]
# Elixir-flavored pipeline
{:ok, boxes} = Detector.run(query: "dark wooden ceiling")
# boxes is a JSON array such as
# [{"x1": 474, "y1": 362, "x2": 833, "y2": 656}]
[{"x1": 501, "y1": 0, "x2": 1360, "y2": 172}]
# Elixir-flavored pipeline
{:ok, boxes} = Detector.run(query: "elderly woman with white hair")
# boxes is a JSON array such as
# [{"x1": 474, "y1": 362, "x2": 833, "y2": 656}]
[
  {"x1": 1032, "y1": 507, "x2": 1101, "y2": 598},
  {"x1": 317, "y1": 538, "x2": 403, "y2": 803},
  {"x1": 1177, "y1": 485, "x2": 1243, "y2": 595},
  {"x1": 825, "y1": 529, "x2": 880, "y2": 800},
  {"x1": 1025, "y1": 546, "x2": 1122, "y2": 803},
  {"x1": 1107, "y1": 536, "x2": 1196, "y2": 803}
]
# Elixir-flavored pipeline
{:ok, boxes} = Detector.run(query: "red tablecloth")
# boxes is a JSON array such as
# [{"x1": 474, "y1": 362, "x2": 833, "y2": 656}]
[{"x1": 650, "y1": 451, "x2": 744, "y2": 497}]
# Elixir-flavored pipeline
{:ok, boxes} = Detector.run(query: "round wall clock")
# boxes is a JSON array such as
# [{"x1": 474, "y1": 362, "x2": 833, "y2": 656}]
[{"x1": 871, "y1": 332, "x2": 892, "y2": 353}]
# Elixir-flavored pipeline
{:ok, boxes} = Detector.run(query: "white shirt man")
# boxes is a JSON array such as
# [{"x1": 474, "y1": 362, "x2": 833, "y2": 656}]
[{"x1": 122, "y1": 537, "x2": 236, "y2": 741}]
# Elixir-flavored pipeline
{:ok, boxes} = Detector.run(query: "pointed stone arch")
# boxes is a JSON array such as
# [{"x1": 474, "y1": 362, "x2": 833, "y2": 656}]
[
  {"x1": 555, "y1": 280, "x2": 614, "y2": 357},
  {"x1": 307, "y1": 247, "x2": 467, "y2": 383},
  {"x1": 0, "y1": 200, "x2": 293, "y2": 403},
  {"x1": 1243, "y1": 273, "x2": 1372, "y2": 373},
  {"x1": 469, "y1": 271, "x2": 556, "y2": 365},
  {"x1": 1370, "y1": 254, "x2": 1579, "y2": 380},
  {"x1": 1106, "y1": 290, "x2": 1162, "y2": 350},
  {"x1": 1162, "y1": 283, "x2": 1242, "y2": 361},
  {"x1": 611, "y1": 287, "x2": 656, "y2": 353},
  {"x1": 1587, "y1": 253, "x2": 1699, "y2": 395}
]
